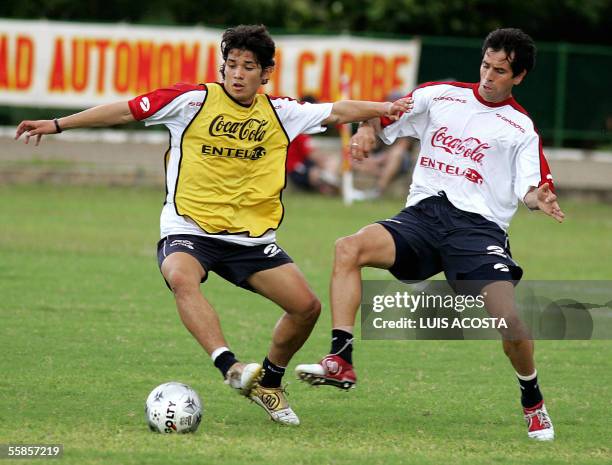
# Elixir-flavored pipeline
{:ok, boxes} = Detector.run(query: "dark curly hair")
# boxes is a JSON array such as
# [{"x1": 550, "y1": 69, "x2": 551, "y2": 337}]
[
  {"x1": 219, "y1": 24, "x2": 276, "y2": 84},
  {"x1": 482, "y1": 28, "x2": 536, "y2": 77}
]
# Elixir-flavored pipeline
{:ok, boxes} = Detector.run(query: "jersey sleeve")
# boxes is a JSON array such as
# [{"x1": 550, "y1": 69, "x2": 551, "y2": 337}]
[
  {"x1": 379, "y1": 85, "x2": 433, "y2": 145},
  {"x1": 271, "y1": 97, "x2": 333, "y2": 141},
  {"x1": 128, "y1": 83, "x2": 206, "y2": 127},
  {"x1": 513, "y1": 130, "x2": 555, "y2": 202}
]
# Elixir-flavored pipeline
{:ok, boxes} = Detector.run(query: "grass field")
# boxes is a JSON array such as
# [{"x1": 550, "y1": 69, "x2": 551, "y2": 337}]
[{"x1": 1, "y1": 184, "x2": 611, "y2": 465}]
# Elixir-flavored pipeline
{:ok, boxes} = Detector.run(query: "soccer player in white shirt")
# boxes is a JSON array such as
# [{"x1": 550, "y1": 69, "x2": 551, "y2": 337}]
[
  {"x1": 15, "y1": 24, "x2": 411, "y2": 426},
  {"x1": 296, "y1": 28, "x2": 563, "y2": 440}
]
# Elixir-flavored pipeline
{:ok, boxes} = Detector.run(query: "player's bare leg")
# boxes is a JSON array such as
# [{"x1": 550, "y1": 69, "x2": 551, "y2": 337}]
[
  {"x1": 296, "y1": 224, "x2": 395, "y2": 388},
  {"x1": 480, "y1": 281, "x2": 535, "y2": 375},
  {"x1": 161, "y1": 252, "x2": 227, "y2": 354},
  {"x1": 331, "y1": 224, "x2": 396, "y2": 332},
  {"x1": 248, "y1": 263, "x2": 321, "y2": 366},
  {"x1": 481, "y1": 280, "x2": 554, "y2": 440},
  {"x1": 246, "y1": 263, "x2": 321, "y2": 425},
  {"x1": 161, "y1": 253, "x2": 262, "y2": 396}
]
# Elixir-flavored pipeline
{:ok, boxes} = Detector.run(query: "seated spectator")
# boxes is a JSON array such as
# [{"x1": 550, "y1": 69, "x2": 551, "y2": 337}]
[
  {"x1": 352, "y1": 91, "x2": 415, "y2": 198},
  {"x1": 353, "y1": 137, "x2": 414, "y2": 197},
  {"x1": 287, "y1": 96, "x2": 340, "y2": 195}
]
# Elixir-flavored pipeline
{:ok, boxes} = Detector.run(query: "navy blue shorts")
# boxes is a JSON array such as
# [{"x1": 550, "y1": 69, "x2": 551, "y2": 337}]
[
  {"x1": 378, "y1": 194, "x2": 522, "y2": 291},
  {"x1": 157, "y1": 234, "x2": 293, "y2": 291}
]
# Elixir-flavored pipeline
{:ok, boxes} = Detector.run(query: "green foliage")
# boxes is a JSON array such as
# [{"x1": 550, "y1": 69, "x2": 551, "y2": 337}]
[{"x1": 1, "y1": 0, "x2": 611, "y2": 44}]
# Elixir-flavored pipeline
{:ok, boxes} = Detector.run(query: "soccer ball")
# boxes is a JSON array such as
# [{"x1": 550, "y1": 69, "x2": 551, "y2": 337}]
[{"x1": 145, "y1": 382, "x2": 203, "y2": 433}]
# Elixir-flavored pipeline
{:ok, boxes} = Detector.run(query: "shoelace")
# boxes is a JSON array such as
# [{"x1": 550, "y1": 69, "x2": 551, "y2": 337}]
[
  {"x1": 526, "y1": 408, "x2": 551, "y2": 429},
  {"x1": 250, "y1": 383, "x2": 289, "y2": 398},
  {"x1": 224, "y1": 371, "x2": 238, "y2": 387}
]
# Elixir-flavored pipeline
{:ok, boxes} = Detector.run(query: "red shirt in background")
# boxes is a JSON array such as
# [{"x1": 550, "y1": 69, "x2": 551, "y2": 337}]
[{"x1": 286, "y1": 134, "x2": 313, "y2": 173}]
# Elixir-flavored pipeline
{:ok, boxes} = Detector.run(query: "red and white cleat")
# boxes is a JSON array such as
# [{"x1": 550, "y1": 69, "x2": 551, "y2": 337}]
[
  {"x1": 295, "y1": 354, "x2": 357, "y2": 390},
  {"x1": 524, "y1": 400, "x2": 555, "y2": 441}
]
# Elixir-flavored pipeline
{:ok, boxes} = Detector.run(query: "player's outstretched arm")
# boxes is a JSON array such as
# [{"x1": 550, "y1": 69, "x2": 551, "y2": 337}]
[
  {"x1": 323, "y1": 97, "x2": 413, "y2": 126},
  {"x1": 15, "y1": 101, "x2": 134, "y2": 146},
  {"x1": 523, "y1": 183, "x2": 565, "y2": 223}
]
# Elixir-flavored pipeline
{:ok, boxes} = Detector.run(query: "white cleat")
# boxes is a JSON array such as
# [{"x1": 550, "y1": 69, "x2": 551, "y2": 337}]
[
  {"x1": 249, "y1": 385, "x2": 300, "y2": 426},
  {"x1": 225, "y1": 362, "x2": 264, "y2": 396}
]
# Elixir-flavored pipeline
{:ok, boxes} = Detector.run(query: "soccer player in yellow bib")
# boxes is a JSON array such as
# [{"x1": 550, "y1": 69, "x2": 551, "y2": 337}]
[{"x1": 15, "y1": 24, "x2": 412, "y2": 425}]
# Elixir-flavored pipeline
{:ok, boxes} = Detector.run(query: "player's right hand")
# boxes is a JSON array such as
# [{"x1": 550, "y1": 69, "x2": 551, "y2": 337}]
[
  {"x1": 15, "y1": 120, "x2": 57, "y2": 146},
  {"x1": 384, "y1": 96, "x2": 413, "y2": 121},
  {"x1": 350, "y1": 124, "x2": 377, "y2": 160}
]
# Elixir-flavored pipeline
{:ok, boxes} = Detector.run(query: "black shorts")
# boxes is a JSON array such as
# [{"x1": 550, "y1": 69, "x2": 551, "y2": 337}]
[
  {"x1": 157, "y1": 234, "x2": 293, "y2": 291},
  {"x1": 378, "y1": 193, "x2": 523, "y2": 291},
  {"x1": 288, "y1": 159, "x2": 315, "y2": 191}
]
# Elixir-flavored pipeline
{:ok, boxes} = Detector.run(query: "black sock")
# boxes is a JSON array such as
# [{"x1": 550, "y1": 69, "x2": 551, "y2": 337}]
[
  {"x1": 260, "y1": 357, "x2": 285, "y2": 388},
  {"x1": 518, "y1": 373, "x2": 543, "y2": 408},
  {"x1": 214, "y1": 350, "x2": 238, "y2": 378},
  {"x1": 331, "y1": 329, "x2": 354, "y2": 364}
]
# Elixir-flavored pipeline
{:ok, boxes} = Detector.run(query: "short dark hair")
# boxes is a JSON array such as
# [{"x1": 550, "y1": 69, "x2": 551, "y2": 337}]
[
  {"x1": 482, "y1": 28, "x2": 536, "y2": 77},
  {"x1": 219, "y1": 24, "x2": 275, "y2": 83}
]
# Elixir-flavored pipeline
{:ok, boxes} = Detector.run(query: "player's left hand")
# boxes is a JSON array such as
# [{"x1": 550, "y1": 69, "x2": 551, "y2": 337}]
[
  {"x1": 350, "y1": 124, "x2": 377, "y2": 160},
  {"x1": 536, "y1": 183, "x2": 565, "y2": 223},
  {"x1": 384, "y1": 97, "x2": 413, "y2": 121}
]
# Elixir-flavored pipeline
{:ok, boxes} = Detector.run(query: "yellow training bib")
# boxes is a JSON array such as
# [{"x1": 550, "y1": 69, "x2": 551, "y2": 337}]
[{"x1": 175, "y1": 83, "x2": 289, "y2": 237}]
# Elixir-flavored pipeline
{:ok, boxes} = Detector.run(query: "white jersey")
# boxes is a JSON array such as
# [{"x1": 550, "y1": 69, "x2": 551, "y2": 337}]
[
  {"x1": 129, "y1": 83, "x2": 333, "y2": 245},
  {"x1": 380, "y1": 82, "x2": 554, "y2": 231}
]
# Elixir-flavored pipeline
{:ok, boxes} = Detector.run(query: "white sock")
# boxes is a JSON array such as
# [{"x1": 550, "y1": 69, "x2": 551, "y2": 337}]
[
  {"x1": 516, "y1": 370, "x2": 537, "y2": 381},
  {"x1": 211, "y1": 346, "x2": 231, "y2": 362}
]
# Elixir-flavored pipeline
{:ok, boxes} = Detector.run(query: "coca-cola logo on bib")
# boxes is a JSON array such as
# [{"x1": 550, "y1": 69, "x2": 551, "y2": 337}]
[
  {"x1": 431, "y1": 127, "x2": 490, "y2": 164},
  {"x1": 209, "y1": 115, "x2": 268, "y2": 141}
]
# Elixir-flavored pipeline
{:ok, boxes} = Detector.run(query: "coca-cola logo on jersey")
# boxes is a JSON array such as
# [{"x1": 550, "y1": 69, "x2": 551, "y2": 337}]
[
  {"x1": 209, "y1": 115, "x2": 268, "y2": 141},
  {"x1": 431, "y1": 127, "x2": 490, "y2": 164}
]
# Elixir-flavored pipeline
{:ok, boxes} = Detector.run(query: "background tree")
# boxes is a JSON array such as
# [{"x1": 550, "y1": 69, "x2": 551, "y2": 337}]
[{"x1": 1, "y1": 0, "x2": 610, "y2": 44}]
